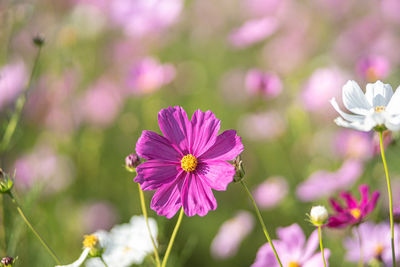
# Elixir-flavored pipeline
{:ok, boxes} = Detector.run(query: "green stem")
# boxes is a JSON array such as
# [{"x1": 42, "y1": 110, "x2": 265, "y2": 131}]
[
  {"x1": 0, "y1": 195, "x2": 6, "y2": 255},
  {"x1": 138, "y1": 183, "x2": 161, "y2": 267},
  {"x1": 7, "y1": 191, "x2": 61, "y2": 264},
  {"x1": 100, "y1": 255, "x2": 109, "y2": 267},
  {"x1": 318, "y1": 226, "x2": 327, "y2": 267},
  {"x1": 161, "y1": 208, "x2": 184, "y2": 267},
  {"x1": 1, "y1": 45, "x2": 42, "y2": 152},
  {"x1": 379, "y1": 131, "x2": 396, "y2": 267},
  {"x1": 240, "y1": 180, "x2": 283, "y2": 267}
]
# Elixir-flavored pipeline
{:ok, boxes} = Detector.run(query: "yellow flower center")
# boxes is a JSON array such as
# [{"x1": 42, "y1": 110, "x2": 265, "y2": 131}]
[
  {"x1": 181, "y1": 154, "x2": 197, "y2": 172},
  {"x1": 374, "y1": 244, "x2": 384, "y2": 256},
  {"x1": 375, "y1": 106, "x2": 385, "y2": 113},
  {"x1": 83, "y1": 235, "x2": 98, "y2": 249},
  {"x1": 350, "y1": 208, "x2": 361, "y2": 219},
  {"x1": 288, "y1": 261, "x2": 300, "y2": 267}
]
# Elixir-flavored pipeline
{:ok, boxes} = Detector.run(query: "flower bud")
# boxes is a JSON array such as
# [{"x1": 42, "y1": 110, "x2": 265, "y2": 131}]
[
  {"x1": 309, "y1": 205, "x2": 328, "y2": 226},
  {"x1": 0, "y1": 169, "x2": 14, "y2": 194},
  {"x1": 33, "y1": 34, "x2": 45, "y2": 47},
  {"x1": 125, "y1": 153, "x2": 142, "y2": 172},
  {"x1": 1, "y1": 257, "x2": 15, "y2": 267},
  {"x1": 233, "y1": 155, "x2": 245, "y2": 182}
]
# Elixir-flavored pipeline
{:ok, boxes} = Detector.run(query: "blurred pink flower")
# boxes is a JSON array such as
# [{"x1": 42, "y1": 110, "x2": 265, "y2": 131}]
[
  {"x1": 14, "y1": 144, "x2": 74, "y2": 194},
  {"x1": 210, "y1": 211, "x2": 254, "y2": 259},
  {"x1": 126, "y1": 57, "x2": 175, "y2": 95},
  {"x1": 356, "y1": 55, "x2": 390, "y2": 83},
  {"x1": 244, "y1": 0, "x2": 284, "y2": 17},
  {"x1": 300, "y1": 67, "x2": 347, "y2": 113},
  {"x1": 0, "y1": 61, "x2": 27, "y2": 111},
  {"x1": 245, "y1": 69, "x2": 282, "y2": 99},
  {"x1": 77, "y1": 79, "x2": 122, "y2": 127},
  {"x1": 81, "y1": 201, "x2": 118, "y2": 232},
  {"x1": 334, "y1": 130, "x2": 373, "y2": 161},
  {"x1": 344, "y1": 222, "x2": 399, "y2": 266},
  {"x1": 296, "y1": 159, "x2": 363, "y2": 202},
  {"x1": 229, "y1": 17, "x2": 278, "y2": 49},
  {"x1": 253, "y1": 176, "x2": 288, "y2": 209},
  {"x1": 252, "y1": 224, "x2": 330, "y2": 267},
  {"x1": 238, "y1": 111, "x2": 286, "y2": 141},
  {"x1": 381, "y1": 0, "x2": 400, "y2": 24},
  {"x1": 109, "y1": 0, "x2": 182, "y2": 38}
]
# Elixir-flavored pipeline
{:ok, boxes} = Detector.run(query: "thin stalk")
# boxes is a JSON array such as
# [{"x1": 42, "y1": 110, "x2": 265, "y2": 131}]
[
  {"x1": 1, "y1": 45, "x2": 42, "y2": 152},
  {"x1": 356, "y1": 226, "x2": 363, "y2": 267},
  {"x1": 240, "y1": 180, "x2": 283, "y2": 267},
  {"x1": 379, "y1": 131, "x2": 396, "y2": 267},
  {"x1": 100, "y1": 255, "x2": 109, "y2": 267},
  {"x1": 138, "y1": 183, "x2": 161, "y2": 267},
  {"x1": 318, "y1": 226, "x2": 327, "y2": 267},
  {"x1": 0, "y1": 195, "x2": 6, "y2": 255},
  {"x1": 7, "y1": 191, "x2": 61, "y2": 264},
  {"x1": 161, "y1": 208, "x2": 184, "y2": 267}
]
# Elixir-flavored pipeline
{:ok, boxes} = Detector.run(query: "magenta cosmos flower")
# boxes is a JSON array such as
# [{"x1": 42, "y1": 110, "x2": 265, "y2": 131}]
[
  {"x1": 135, "y1": 106, "x2": 244, "y2": 218},
  {"x1": 328, "y1": 184, "x2": 380, "y2": 228}
]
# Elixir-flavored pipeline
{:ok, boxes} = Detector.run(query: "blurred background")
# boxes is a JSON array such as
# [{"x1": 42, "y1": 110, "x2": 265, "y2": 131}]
[{"x1": 1, "y1": 0, "x2": 400, "y2": 266}]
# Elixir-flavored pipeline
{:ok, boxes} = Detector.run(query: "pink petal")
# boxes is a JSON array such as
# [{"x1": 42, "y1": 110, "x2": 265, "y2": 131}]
[
  {"x1": 339, "y1": 192, "x2": 358, "y2": 209},
  {"x1": 199, "y1": 130, "x2": 243, "y2": 161},
  {"x1": 158, "y1": 106, "x2": 191, "y2": 154},
  {"x1": 276, "y1": 224, "x2": 305, "y2": 254},
  {"x1": 300, "y1": 229, "x2": 319, "y2": 263},
  {"x1": 136, "y1": 130, "x2": 181, "y2": 161},
  {"x1": 135, "y1": 160, "x2": 180, "y2": 190},
  {"x1": 150, "y1": 174, "x2": 185, "y2": 218},
  {"x1": 190, "y1": 110, "x2": 220, "y2": 156},
  {"x1": 359, "y1": 184, "x2": 369, "y2": 207},
  {"x1": 329, "y1": 198, "x2": 344, "y2": 213},
  {"x1": 181, "y1": 173, "x2": 217, "y2": 217},
  {"x1": 302, "y1": 250, "x2": 330, "y2": 267},
  {"x1": 364, "y1": 191, "x2": 380, "y2": 214},
  {"x1": 196, "y1": 160, "x2": 235, "y2": 191}
]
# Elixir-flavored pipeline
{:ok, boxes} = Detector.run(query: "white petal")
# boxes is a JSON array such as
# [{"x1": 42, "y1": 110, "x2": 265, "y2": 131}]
[
  {"x1": 334, "y1": 117, "x2": 375, "y2": 132},
  {"x1": 386, "y1": 86, "x2": 400, "y2": 115},
  {"x1": 56, "y1": 248, "x2": 90, "y2": 267},
  {"x1": 365, "y1": 80, "x2": 393, "y2": 107},
  {"x1": 330, "y1": 98, "x2": 365, "y2": 122},
  {"x1": 342, "y1": 80, "x2": 371, "y2": 115},
  {"x1": 386, "y1": 114, "x2": 400, "y2": 131}
]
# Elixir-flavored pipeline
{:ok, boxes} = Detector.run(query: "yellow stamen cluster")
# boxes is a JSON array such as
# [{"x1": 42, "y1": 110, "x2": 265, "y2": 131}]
[
  {"x1": 350, "y1": 208, "x2": 361, "y2": 220},
  {"x1": 375, "y1": 106, "x2": 385, "y2": 113},
  {"x1": 83, "y1": 235, "x2": 98, "y2": 249},
  {"x1": 181, "y1": 154, "x2": 198, "y2": 172},
  {"x1": 374, "y1": 244, "x2": 384, "y2": 256},
  {"x1": 288, "y1": 261, "x2": 300, "y2": 267}
]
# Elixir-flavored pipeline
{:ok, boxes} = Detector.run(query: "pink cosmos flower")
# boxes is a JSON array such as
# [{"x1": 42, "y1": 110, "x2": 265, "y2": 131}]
[
  {"x1": 356, "y1": 55, "x2": 390, "y2": 83},
  {"x1": 344, "y1": 222, "x2": 400, "y2": 266},
  {"x1": 210, "y1": 211, "x2": 254, "y2": 259},
  {"x1": 334, "y1": 130, "x2": 373, "y2": 161},
  {"x1": 253, "y1": 176, "x2": 288, "y2": 209},
  {"x1": 238, "y1": 111, "x2": 286, "y2": 141},
  {"x1": 0, "y1": 61, "x2": 27, "y2": 111},
  {"x1": 229, "y1": 17, "x2": 278, "y2": 49},
  {"x1": 296, "y1": 159, "x2": 363, "y2": 202},
  {"x1": 135, "y1": 106, "x2": 244, "y2": 218},
  {"x1": 252, "y1": 224, "x2": 330, "y2": 267},
  {"x1": 328, "y1": 184, "x2": 380, "y2": 228},
  {"x1": 126, "y1": 57, "x2": 175, "y2": 95},
  {"x1": 245, "y1": 69, "x2": 282, "y2": 99},
  {"x1": 81, "y1": 201, "x2": 118, "y2": 233}
]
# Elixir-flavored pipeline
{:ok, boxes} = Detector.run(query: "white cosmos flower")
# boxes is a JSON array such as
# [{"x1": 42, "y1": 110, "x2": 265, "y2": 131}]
[{"x1": 330, "y1": 80, "x2": 400, "y2": 132}]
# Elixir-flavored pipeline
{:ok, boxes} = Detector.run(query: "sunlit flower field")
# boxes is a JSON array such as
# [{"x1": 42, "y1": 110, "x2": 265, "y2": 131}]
[{"x1": 2, "y1": 0, "x2": 400, "y2": 266}]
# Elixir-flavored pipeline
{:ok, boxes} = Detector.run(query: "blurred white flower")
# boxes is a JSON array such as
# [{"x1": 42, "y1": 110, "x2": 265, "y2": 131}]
[
  {"x1": 331, "y1": 80, "x2": 400, "y2": 132},
  {"x1": 309, "y1": 205, "x2": 328, "y2": 226}
]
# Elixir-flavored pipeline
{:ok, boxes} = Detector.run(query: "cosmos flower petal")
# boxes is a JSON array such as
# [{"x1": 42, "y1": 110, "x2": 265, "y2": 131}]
[
  {"x1": 339, "y1": 192, "x2": 358, "y2": 209},
  {"x1": 302, "y1": 250, "x2": 330, "y2": 267},
  {"x1": 300, "y1": 230, "x2": 319, "y2": 263},
  {"x1": 385, "y1": 115, "x2": 400, "y2": 131},
  {"x1": 359, "y1": 184, "x2": 369, "y2": 207},
  {"x1": 330, "y1": 198, "x2": 344, "y2": 213},
  {"x1": 386, "y1": 86, "x2": 400, "y2": 115},
  {"x1": 56, "y1": 247, "x2": 91, "y2": 267},
  {"x1": 182, "y1": 173, "x2": 217, "y2": 217},
  {"x1": 364, "y1": 191, "x2": 380, "y2": 214},
  {"x1": 342, "y1": 80, "x2": 372, "y2": 115},
  {"x1": 136, "y1": 130, "x2": 181, "y2": 161},
  {"x1": 158, "y1": 106, "x2": 191, "y2": 154},
  {"x1": 150, "y1": 176, "x2": 185, "y2": 219},
  {"x1": 196, "y1": 160, "x2": 235, "y2": 191},
  {"x1": 330, "y1": 98, "x2": 365, "y2": 122},
  {"x1": 199, "y1": 130, "x2": 244, "y2": 161},
  {"x1": 334, "y1": 117, "x2": 375, "y2": 132},
  {"x1": 365, "y1": 80, "x2": 393, "y2": 107},
  {"x1": 276, "y1": 224, "x2": 305, "y2": 252},
  {"x1": 135, "y1": 160, "x2": 179, "y2": 190},
  {"x1": 190, "y1": 110, "x2": 221, "y2": 156}
]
